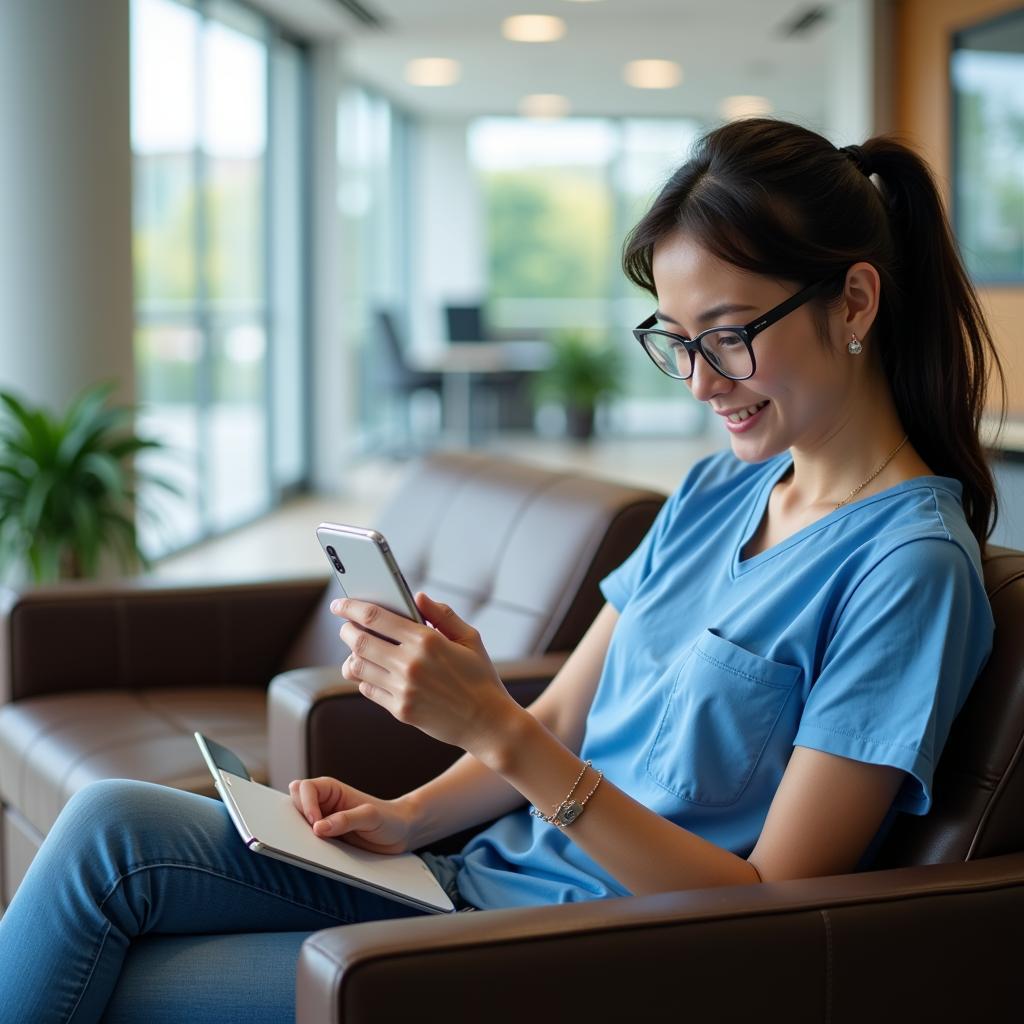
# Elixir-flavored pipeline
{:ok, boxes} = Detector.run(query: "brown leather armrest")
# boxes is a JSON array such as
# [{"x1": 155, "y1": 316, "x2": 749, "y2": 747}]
[
  {"x1": 0, "y1": 577, "x2": 326, "y2": 703},
  {"x1": 297, "y1": 852, "x2": 1024, "y2": 1023},
  {"x1": 267, "y1": 652, "x2": 568, "y2": 794}
]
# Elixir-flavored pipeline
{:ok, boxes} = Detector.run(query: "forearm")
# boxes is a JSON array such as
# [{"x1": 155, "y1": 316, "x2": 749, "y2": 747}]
[
  {"x1": 401, "y1": 749, "x2": 528, "y2": 850},
  {"x1": 397, "y1": 606, "x2": 616, "y2": 852},
  {"x1": 477, "y1": 710, "x2": 761, "y2": 896}
]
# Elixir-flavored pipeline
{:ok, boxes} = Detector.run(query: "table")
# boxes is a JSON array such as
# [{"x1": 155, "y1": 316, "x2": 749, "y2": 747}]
[{"x1": 412, "y1": 340, "x2": 551, "y2": 445}]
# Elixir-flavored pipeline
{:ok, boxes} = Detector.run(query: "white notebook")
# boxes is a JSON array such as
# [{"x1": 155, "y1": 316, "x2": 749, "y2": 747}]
[{"x1": 195, "y1": 732, "x2": 455, "y2": 915}]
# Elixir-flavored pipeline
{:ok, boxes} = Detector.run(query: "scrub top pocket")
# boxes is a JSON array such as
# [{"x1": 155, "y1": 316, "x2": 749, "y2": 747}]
[{"x1": 646, "y1": 629, "x2": 800, "y2": 807}]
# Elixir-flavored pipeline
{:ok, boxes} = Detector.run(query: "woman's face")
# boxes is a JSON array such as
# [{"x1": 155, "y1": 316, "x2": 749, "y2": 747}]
[{"x1": 650, "y1": 233, "x2": 855, "y2": 463}]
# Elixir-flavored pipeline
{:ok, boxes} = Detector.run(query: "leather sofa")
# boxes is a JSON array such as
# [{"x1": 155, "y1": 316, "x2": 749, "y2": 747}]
[
  {"x1": 287, "y1": 545, "x2": 1024, "y2": 1022},
  {"x1": 0, "y1": 451, "x2": 665, "y2": 908}
]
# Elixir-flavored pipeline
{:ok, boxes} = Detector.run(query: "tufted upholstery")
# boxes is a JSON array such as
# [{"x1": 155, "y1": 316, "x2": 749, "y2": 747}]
[
  {"x1": 278, "y1": 451, "x2": 662, "y2": 667},
  {"x1": 0, "y1": 452, "x2": 664, "y2": 907}
]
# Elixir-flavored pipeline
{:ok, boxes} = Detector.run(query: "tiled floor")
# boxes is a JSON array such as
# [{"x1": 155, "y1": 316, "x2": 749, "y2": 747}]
[{"x1": 152, "y1": 431, "x2": 726, "y2": 583}]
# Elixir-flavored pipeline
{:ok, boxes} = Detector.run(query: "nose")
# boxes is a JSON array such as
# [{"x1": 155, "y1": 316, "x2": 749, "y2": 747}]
[{"x1": 687, "y1": 351, "x2": 733, "y2": 404}]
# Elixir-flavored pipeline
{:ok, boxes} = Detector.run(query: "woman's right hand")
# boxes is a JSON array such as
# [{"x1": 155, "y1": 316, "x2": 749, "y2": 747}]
[{"x1": 288, "y1": 776, "x2": 416, "y2": 855}]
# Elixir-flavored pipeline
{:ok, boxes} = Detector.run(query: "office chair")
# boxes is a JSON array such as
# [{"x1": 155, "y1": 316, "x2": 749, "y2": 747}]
[{"x1": 372, "y1": 309, "x2": 444, "y2": 446}]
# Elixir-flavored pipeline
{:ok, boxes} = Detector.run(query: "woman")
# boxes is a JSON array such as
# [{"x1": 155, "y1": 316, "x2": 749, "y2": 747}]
[{"x1": 0, "y1": 118, "x2": 1001, "y2": 1022}]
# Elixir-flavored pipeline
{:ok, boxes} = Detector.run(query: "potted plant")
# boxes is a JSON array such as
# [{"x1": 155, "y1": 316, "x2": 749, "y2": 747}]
[
  {"x1": 0, "y1": 380, "x2": 181, "y2": 584},
  {"x1": 534, "y1": 328, "x2": 622, "y2": 440}
]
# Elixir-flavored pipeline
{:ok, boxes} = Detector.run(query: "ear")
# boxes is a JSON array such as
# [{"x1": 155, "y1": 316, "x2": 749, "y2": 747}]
[{"x1": 838, "y1": 262, "x2": 881, "y2": 345}]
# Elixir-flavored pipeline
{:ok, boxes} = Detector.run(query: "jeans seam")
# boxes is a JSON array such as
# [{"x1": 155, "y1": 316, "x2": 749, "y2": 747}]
[
  {"x1": 63, "y1": 920, "x2": 111, "y2": 1024},
  {"x1": 96, "y1": 859, "x2": 356, "y2": 926}
]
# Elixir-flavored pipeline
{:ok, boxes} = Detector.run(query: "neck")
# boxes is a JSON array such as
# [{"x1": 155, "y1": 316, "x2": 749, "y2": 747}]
[{"x1": 783, "y1": 386, "x2": 917, "y2": 512}]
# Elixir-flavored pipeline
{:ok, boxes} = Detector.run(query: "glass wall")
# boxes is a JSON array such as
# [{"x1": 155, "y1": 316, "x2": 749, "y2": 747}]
[
  {"x1": 131, "y1": 0, "x2": 309, "y2": 558},
  {"x1": 469, "y1": 116, "x2": 704, "y2": 435},
  {"x1": 952, "y1": 9, "x2": 1024, "y2": 282},
  {"x1": 336, "y1": 86, "x2": 416, "y2": 449}
]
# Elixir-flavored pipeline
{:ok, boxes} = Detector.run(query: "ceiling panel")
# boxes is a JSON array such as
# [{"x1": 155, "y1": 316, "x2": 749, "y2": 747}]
[{"x1": 260, "y1": 0, "x2": 833, "y2": 124}]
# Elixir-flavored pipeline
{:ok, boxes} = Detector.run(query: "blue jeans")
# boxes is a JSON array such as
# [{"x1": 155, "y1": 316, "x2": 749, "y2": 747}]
[{"x1": 0, "y1": 779, "x2": 456, "y2": 1023}]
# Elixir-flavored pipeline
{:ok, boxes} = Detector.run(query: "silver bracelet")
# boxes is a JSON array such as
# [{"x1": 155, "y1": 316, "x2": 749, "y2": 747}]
[{"x1": 530, "y1": 761, "x2": 604, "y2": 828}]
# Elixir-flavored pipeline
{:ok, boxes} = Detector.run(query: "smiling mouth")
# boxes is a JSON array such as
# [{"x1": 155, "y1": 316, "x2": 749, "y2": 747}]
[{"x1": 723, "y1": 400, "x2": 769, "y2": 424}]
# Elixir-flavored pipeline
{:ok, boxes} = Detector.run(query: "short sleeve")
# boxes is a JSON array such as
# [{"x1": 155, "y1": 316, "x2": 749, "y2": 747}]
[
  {"x1": 793, "y1": 537, "x2": 993, "y2": 815},
  {"x1": 599, "y1": 480, "x2": 686, "y2": 612}
]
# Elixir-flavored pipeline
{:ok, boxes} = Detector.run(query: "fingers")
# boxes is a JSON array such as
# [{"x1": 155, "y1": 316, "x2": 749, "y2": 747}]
[
  {"x1": 342, "y1": 652, "x2": 394, "y2": 694},
  {"x1": 312, "y1": 802, "x2": 382, "y2": 838},
  {"x1": 289, "y1": 777, "x2": 336, "y2": 827},
  {"x1": 331, "y1": 598, "x2": 418, "y2": 644},
  {"x1": 338, "y1": 620, "x2": 397, "y2": 672},
  {"x1": 415, "y1": 592, "x2": 480, "y2": 646}
]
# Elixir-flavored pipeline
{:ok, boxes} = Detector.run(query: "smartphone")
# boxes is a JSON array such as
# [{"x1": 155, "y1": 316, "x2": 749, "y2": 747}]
[{"x1": 315, "y1": 523, "x2": 425, "y2": 638}]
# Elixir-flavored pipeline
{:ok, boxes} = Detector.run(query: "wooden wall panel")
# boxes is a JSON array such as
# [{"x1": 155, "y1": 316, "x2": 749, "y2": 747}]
[{"x1": 895, "y1": 0, "x2": 1024, "y2": 417}]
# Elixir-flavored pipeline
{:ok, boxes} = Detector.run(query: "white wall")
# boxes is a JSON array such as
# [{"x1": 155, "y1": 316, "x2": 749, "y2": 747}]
[
  {"x1": 409, "y1": 117, "x2": 486, "y2": 355},
  {"x1": 824, "y1": 0, "x2": 895, "y2": 145},
  {"x1": 0, "y1": 0, "x2": 134, "y2": 412},
  {"x1": 308, "y1": 43, "x2": 360, "y2": 493}
]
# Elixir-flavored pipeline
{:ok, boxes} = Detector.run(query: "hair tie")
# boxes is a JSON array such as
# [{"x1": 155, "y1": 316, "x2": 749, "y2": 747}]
[{"x1": 839, "y1": 144, "x2": 873, "y2": 177}]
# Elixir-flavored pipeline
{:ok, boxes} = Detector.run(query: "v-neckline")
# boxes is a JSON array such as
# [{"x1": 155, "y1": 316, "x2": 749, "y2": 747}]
[{"x1": 731, "y1": 455, "x2": 960, "y2": 577}]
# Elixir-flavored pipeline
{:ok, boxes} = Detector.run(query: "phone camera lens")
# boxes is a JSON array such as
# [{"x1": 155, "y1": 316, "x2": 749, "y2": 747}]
[
  {"x1": 326, "y1": 545, "x2": 337, "y2": 557},
  {"x1": 333, "y1": 558, "x2": 345, "y2": 573}
]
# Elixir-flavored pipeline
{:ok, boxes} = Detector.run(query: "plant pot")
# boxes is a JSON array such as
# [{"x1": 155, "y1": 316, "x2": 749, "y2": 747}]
[{"x1": 565, "y1": 404, "x2": 595, "y2": 440}]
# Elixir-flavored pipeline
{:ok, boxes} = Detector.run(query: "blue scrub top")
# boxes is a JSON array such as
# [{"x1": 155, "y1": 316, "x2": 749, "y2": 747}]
[{"x1": 455, "y1": 450, "x2": 994, "y2": 911}]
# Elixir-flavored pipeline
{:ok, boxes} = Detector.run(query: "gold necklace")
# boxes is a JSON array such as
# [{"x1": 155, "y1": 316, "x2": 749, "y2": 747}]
[{"x1": 834, "y1": 435, "x2": 910, "y2": 510}]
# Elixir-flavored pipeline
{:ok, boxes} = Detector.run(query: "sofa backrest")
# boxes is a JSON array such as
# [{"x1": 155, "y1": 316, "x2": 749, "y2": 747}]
[
  {"x1": 280, "y1": 451, "x2": 665, "y2": 669},
  {"x1": 875, "y1": 545, "x2": 1024, "y2": 867}
]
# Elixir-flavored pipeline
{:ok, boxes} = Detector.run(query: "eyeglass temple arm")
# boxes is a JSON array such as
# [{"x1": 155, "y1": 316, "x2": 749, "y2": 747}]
[{"x1": 744, "y1": 277, "x2": 835, "y2": 337}]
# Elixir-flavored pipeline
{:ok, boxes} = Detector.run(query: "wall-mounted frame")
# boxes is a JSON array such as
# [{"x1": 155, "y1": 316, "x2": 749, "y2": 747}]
[{"x1": 951, "y1": 7, "x2": 1024, "y2": 285}]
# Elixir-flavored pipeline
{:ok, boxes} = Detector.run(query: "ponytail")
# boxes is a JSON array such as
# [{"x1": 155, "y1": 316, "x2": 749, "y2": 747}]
[
  {"x1": 859, "y1": 137, "x2": 1005, "y2": 546},
  {"x1": 623, "y1": 118, "x2": 1005, "y2": 546}
]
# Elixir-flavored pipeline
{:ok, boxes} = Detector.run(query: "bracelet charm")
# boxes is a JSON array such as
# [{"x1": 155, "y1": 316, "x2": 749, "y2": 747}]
[{"x1": 530, "y1": 761, "x2": 604, "y2": 829}]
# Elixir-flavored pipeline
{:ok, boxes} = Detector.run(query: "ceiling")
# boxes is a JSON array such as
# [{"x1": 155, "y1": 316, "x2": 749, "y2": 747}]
[{"x1": 251, "y1": 0, "x2": 833, "y2": 125}]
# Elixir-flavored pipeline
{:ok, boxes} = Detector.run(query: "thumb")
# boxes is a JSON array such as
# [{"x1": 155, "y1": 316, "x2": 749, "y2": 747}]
[
  {"x1": 415, "y1": 592, "x2": 480, "y2": 646},
  {"x1": 313, "y1": 802, "x2": 381, "y2": 838}
]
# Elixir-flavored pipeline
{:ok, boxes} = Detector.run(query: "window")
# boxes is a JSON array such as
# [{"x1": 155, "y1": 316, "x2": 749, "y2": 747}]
[
  {"x1": 470, "y1": 115, "x2": 702, "y2": 434},
  {"x1": 952, "y1": 9, "x2": 1024, "y2": 282},
  {"x1": 131, "y1": 0, "x2": 309, "y2": 558}
]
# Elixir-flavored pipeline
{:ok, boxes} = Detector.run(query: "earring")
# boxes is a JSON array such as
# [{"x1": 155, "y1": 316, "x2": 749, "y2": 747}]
[{"x1": 848, "y1": 333, "x2": 863, "y2": 355}]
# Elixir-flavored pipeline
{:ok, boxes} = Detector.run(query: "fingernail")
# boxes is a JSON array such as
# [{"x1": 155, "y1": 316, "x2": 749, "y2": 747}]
[{"x1": 330, "y1": 599, "x2": 340, "y2": 613}]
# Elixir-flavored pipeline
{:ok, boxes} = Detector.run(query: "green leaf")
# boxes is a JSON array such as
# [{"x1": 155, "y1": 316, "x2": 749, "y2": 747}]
[
  {"x1": 0, "y1": 461, "x2": 30, "y2": 483},
  {"x1": 0, "y1": 385, "x2": 180, "y2": 581},
  {"x1": 62, "y1": 408, "x2": 138, "y2": 467},
  {"x1": 106, "y1": 436, "x2": 164, "y2": 460},
  {"x1": 135, "y1": 472, "x2": 186, "y2": 497},
  {"x1": 59, "y1": 380, "x2": 117, "y2": 436},
  {"x1": 79, "y1": 451, "x2": 125, "y2": 499},
  {"x1": 0, "y1": 393, "x2": 57, "y2": 464},
  {"x1": 68, "y1": 495, "x2": 101, "y2": 573},
  {"x1": 21, "y1": 470, "x2": 56, "y2": 534}
]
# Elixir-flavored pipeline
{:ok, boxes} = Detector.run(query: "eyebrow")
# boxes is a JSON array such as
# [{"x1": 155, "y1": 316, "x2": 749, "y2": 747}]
[{"x1": 654, "y1": 303, "x2": 758, "y2": 330}]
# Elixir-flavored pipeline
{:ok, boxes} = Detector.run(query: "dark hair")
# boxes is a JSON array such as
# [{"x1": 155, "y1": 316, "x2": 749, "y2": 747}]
[{"x1": 622, "y1": 118, "x2": 1005, "y2": 546}]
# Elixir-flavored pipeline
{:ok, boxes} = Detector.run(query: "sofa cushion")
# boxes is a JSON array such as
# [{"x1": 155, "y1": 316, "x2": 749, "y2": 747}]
[{"x1": 0, "y1": 688, "x2": 267, "y2": 837}]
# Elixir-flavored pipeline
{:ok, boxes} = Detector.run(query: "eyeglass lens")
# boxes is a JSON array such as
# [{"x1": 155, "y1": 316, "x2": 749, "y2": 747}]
[{"x1": 643, "y1": 328, "x2": 751, "y2": 380}]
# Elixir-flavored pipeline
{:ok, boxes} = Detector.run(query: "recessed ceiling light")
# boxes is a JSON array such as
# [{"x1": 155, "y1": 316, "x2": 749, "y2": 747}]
[
  {"x1": 720, "y1": 95, "x2": 774, "y2": 120},
  {"x1": 405, "y1": 58, "x2": 461, "y2": 87},
  {"x1": 502, "y1": 15, "x2": 567, "y2": 43},
  {"x1": 518, "y1": 93, "x2": 571, "y2": 118},
  {"x1": 623, "y1": 59, "x2": 683, "y2": 89}
]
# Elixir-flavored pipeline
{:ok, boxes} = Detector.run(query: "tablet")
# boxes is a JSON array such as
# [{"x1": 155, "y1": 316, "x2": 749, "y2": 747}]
[{"x1": 195, "y1": 733, "x2": 455, "y2": 915}]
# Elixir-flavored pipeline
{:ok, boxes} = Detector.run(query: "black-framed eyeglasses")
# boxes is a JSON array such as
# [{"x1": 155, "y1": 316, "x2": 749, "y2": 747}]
[{"x1": 632, "y1": 276, "x2": 836, "y2": 382}]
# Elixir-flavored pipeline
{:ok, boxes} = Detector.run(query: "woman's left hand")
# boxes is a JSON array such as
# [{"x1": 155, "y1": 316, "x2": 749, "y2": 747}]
[{"x1": 333, "y1": 592, "x2": 521, "y2": 758}]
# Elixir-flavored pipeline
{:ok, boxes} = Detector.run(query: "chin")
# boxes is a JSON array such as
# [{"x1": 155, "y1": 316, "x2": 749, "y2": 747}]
[{"x1": 727, "y1": 433, "x2": 788, "y2": 465}]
